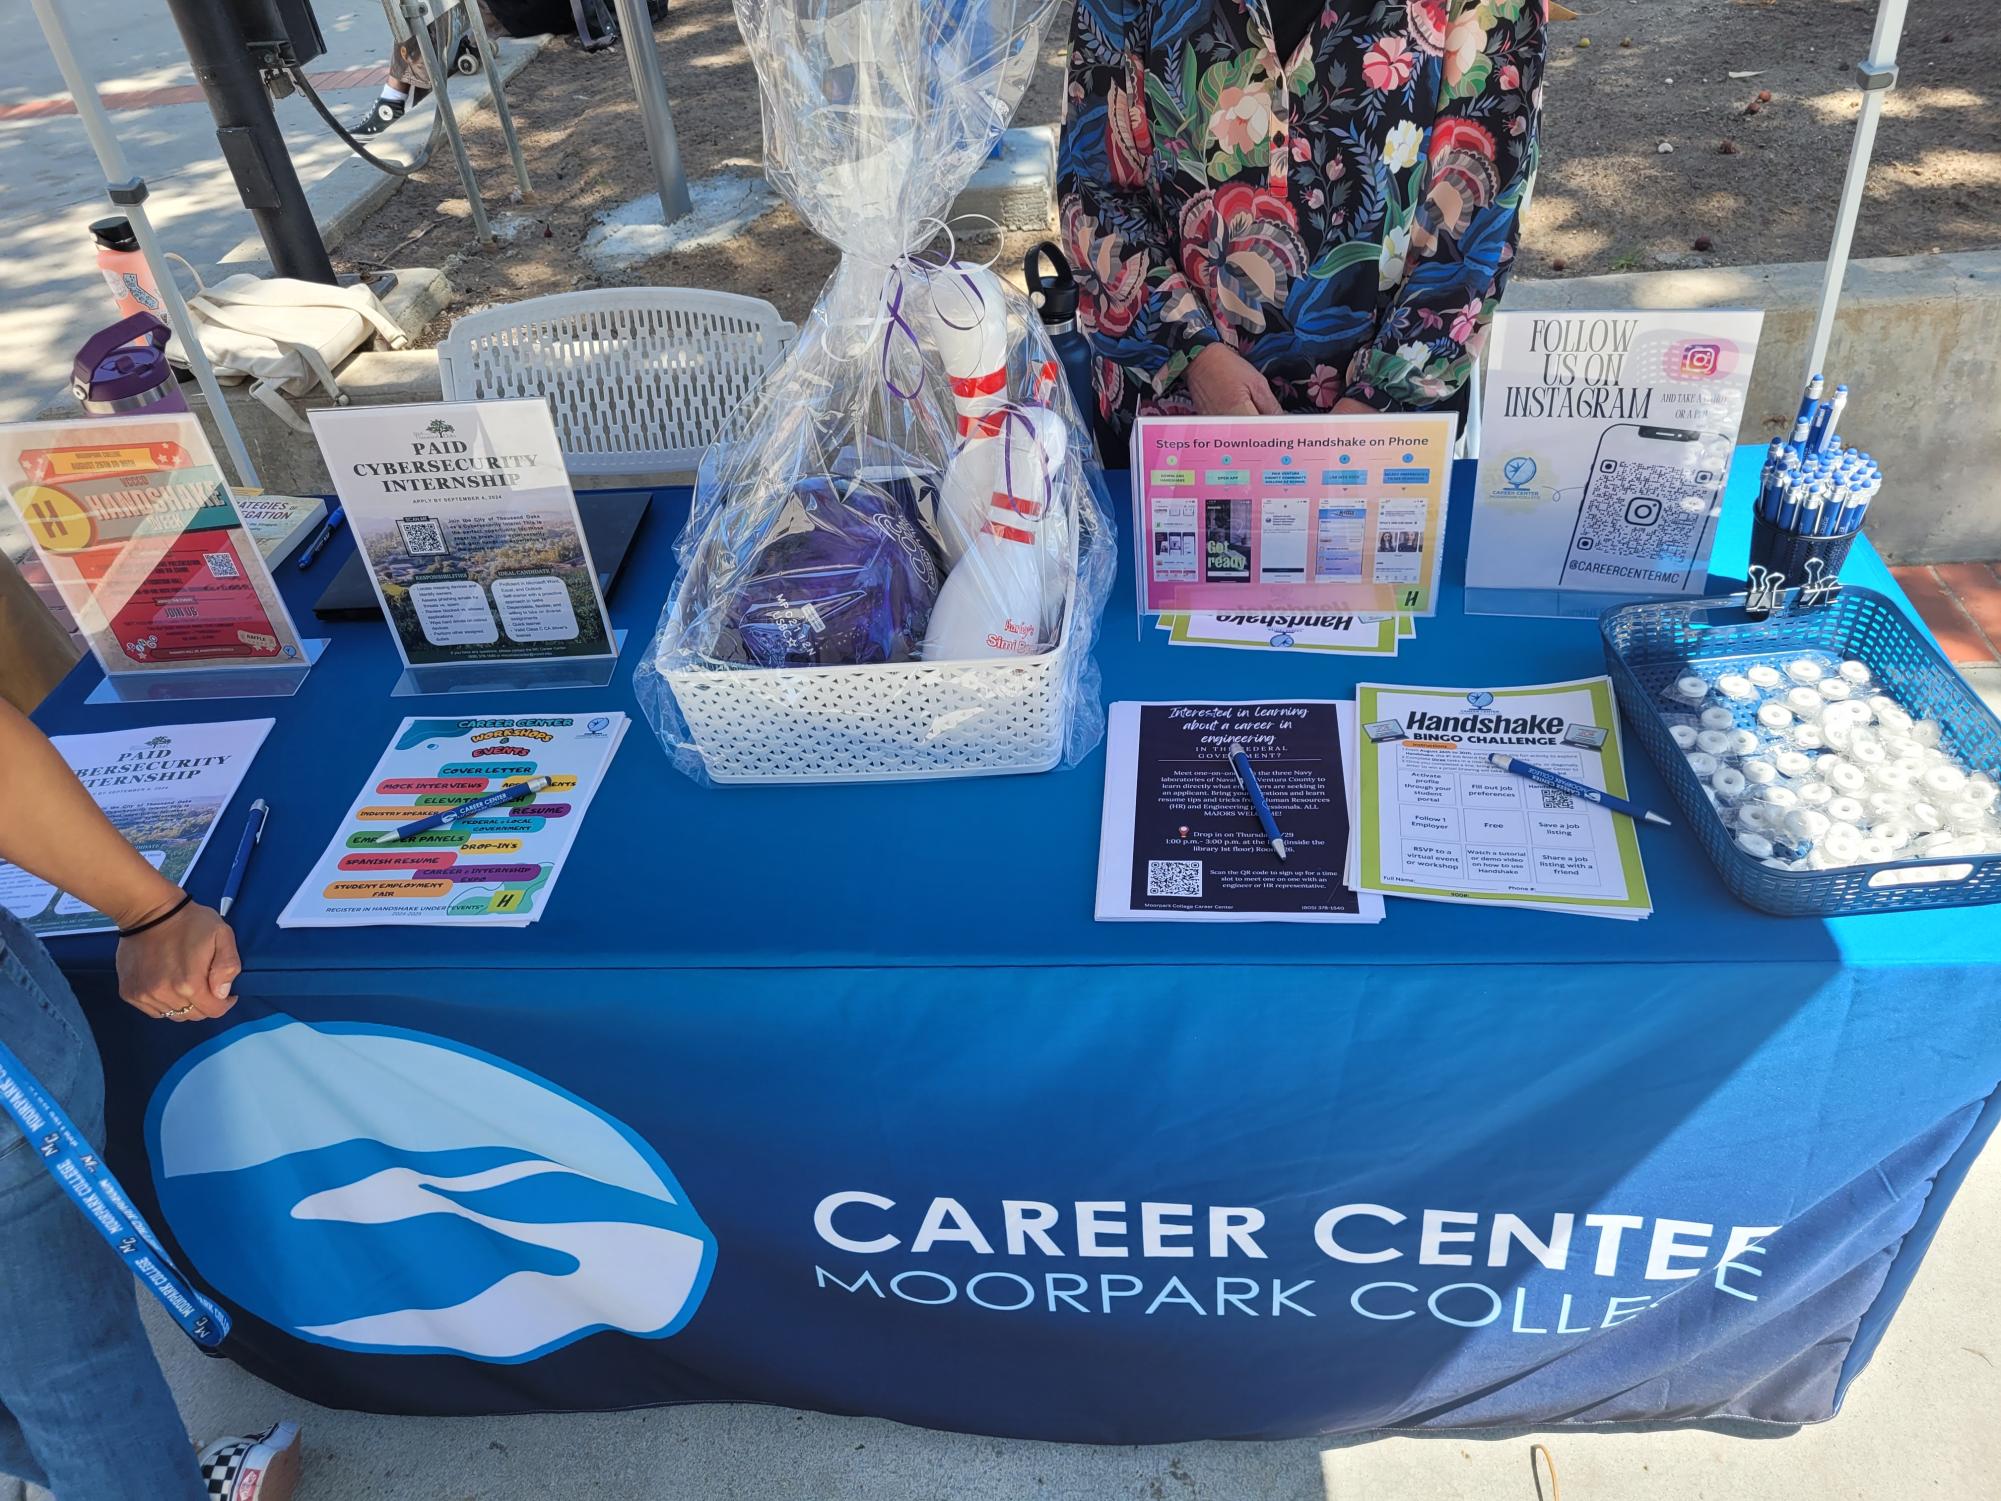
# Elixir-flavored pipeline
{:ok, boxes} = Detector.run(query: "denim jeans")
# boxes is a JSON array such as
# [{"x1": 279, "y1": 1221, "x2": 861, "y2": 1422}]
[{"x1": 0, "y1": 910, "x2": 204, "y2": 1501}]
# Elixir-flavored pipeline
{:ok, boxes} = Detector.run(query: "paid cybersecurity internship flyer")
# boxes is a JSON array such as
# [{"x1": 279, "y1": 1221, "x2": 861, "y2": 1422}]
[
  {"x1": 1096, "y1": 700, "x2": 1381, "y2": 923},
  {"x1": 310, "y1": 400, "x2": 614, "y2": 671},
  {"x1": 1466, "y1": 309, "x2": 1764, "y2": 611},
  {"x1": 0, "y1": 719, "x2": 272, "y2": 937},
  {"x1": 1131, "y1": 414, "x2": 1454, "y2": 618}
]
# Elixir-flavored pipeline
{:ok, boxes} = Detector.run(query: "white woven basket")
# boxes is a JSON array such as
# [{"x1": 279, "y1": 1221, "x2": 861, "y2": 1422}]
[{"x1": 665, "y1": 526, "x2": 1083, "y2": 785}]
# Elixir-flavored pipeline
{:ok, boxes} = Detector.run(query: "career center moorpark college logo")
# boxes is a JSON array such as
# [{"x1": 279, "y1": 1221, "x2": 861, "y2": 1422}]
[{"x1": 146, "y1": 1018, "x2": 716, "y2": 1361}]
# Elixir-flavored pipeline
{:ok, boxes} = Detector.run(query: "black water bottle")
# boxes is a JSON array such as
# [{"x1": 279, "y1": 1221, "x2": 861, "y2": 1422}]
[{"x1": 1024, "y1": 242, "x2": 1114, "y2": 465}]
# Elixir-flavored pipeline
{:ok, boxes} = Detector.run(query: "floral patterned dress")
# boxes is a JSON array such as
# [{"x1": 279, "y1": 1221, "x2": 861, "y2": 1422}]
[{"x1": 1058, "y1": 0, "x2": 1547, "y2": 437}]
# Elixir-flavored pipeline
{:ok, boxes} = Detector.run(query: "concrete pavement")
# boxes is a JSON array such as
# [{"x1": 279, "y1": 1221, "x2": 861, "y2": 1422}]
[
  {"x1": 45, "y1": 1133, "x2": 1989, "y2": 1501},
  {"x1": 0, "y1": 0, "x2": 523, "y2": 424}
]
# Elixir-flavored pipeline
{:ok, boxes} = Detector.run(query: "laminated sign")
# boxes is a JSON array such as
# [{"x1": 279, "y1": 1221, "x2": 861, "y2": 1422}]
[
  {"x1": 0, "y1": 414, "x2": 308, "y2": 680},
  {"x1": 1466, "y1": 309, "x2": 1764, "y2": 615},
  {"x1": 310, "y1": 399, "x2": 614, "y2": 677}
]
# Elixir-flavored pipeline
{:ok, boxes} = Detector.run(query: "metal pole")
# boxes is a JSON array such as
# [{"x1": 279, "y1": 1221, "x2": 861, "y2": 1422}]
[
  {"x1": 160, "y1": 0, "x2": 336, "y2": 283},
  {"x1": 26, "y1": 0, "x2": 261, "y2": 489},
  {"x1": 1803, "y1": 0, "x2": 1908, "y2": 382},
  {"x1": 406, "y1": 0, "x2": 493, "y2": 241},
  {"x1": 460, "y1": 0, "x2": 532, "y2": 198},
  {"x1": 612, "y1": 0, "x2": 693, "y2": 222}
]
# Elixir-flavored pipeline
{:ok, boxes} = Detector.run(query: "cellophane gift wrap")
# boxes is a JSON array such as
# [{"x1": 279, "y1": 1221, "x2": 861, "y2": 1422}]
[{"x1": 635, "y1": 0, "x2": 1116, "y2": 786}]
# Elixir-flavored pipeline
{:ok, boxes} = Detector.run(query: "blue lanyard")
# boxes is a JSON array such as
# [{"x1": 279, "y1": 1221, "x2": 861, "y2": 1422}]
[{"x1": 0, "y1": 1037, "x2": 229, "y2": 1352}]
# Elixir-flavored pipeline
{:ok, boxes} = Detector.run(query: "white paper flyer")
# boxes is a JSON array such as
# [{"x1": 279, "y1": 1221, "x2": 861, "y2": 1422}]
[{"x1": 0, "y1": 719, "x2": 273, "y2": 937}]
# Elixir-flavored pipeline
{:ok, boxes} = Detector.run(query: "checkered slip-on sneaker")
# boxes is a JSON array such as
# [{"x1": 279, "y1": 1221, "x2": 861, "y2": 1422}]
[{"x1": 197, "y1": 1420, "x2": 302, "y2": 1501}]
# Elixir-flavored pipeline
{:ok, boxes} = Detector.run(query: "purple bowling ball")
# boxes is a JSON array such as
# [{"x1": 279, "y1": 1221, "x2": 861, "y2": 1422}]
[{"x1": 716, "y1": 473, "x2": 944, "y2": 668}]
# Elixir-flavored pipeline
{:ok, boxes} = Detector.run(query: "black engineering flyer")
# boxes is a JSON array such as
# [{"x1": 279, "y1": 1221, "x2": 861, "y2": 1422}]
[{"x1": 1095, "y1": 700, "x2": 1383, "y2": 923}]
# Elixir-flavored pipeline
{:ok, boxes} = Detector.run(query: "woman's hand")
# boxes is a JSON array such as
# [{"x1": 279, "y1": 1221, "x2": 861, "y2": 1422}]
[
  {"x1": 1187, "y1": 344, "x2": 1283, "y2": 416},
  {"x1": 115, "y1": 900, "x2": 242, "y2": 1023},
  {"x1": 1331, "y1": 396, "x2": 1376, "y2": 414}
]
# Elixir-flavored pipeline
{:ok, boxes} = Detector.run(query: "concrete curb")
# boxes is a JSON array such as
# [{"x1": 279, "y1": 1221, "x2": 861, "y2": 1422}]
[
  {"x1": 953, "y1": 125, "x2": 1057, "y2": 233},
  {"x1": 221, "y1": 32, "x2": 553, "y2": 270},
  {"x1": 1507, "y1": 250, "x2": 2001, "y2": 563}
]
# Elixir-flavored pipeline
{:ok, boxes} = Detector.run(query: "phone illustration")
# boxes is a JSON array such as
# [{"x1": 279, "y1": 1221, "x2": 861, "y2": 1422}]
[{"x1": 1560, "y1": 424, "x2": 1729, "y2": 589}]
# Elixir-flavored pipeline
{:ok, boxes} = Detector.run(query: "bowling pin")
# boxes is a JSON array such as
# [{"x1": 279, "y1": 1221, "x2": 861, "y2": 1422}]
[
  {"x1": 927, "y1": 263, "x2": 1012, "y2": 565},
  {"x1": 923, "y1": 410, "x2": 1053, "y2": 660}
]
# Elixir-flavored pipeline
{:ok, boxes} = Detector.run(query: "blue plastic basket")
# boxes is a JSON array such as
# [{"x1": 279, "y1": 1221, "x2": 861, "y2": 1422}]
[{"x1": 1600, "y1": 585, "x2": 2001, "y2": 916}]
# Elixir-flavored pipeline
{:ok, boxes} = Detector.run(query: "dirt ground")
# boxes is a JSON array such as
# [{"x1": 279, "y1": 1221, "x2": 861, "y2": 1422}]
[
  {"x1": 333, "y1": 0, "x2": 2000, "y2": 333},
  {"x1": 334, "y1": 0, "x2": 1072, "y2": 335},
  {"x1": 1523, "y1": 0, "x2": 1999, "y2": 277}
]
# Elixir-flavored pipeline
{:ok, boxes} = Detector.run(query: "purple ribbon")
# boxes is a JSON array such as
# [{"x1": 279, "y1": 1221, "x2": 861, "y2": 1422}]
[
  {"x1": 988, "y1": 401, "x2": 1053, "y2": 537},
  {"x1": 878, "y1": 256, "x2": 990, "y2": 403}
]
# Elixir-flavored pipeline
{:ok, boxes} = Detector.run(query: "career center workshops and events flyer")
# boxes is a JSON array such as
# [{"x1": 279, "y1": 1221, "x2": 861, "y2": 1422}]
[{"x1": 279, "y1": 713, "x2": 628, "y2": 928}]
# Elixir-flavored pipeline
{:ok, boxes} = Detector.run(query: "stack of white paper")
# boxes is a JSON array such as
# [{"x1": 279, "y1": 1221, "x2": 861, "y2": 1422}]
[{"x1": 279, "y1": 711, "x2": 627, "y2": 928}]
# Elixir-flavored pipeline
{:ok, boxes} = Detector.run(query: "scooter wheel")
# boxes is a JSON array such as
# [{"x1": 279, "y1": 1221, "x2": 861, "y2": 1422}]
[{"x1": 454, "y1": 47, "x2": 480, "y2": 75}]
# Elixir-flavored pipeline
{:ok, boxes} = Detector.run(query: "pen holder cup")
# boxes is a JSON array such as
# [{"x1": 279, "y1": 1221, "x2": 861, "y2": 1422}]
[{"x1": 1746, "y1": 515, "x2": 1862, "y2": 616}]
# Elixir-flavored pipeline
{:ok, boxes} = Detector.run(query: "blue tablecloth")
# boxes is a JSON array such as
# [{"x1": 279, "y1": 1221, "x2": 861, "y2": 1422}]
[{"x1": 34, "y1": 454, "x2": 2001, "y2": 1443}]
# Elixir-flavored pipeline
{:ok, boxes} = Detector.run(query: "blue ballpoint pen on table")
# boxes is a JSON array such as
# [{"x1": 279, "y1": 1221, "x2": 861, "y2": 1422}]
[
  {"x1": 1790, "y1": 373, "x2": 1822, "y2": 452},
  {"x1": 1488, "y1": 754, "x2": 1672, "y2": 829},
  {"x1": 1227, "y1": 741, "x2": 1287, "y2": 862},
  {"x1": 295, "y1": 505, "x2": 346, "y2": 569},
  {"x1": 217, "y1": 798, "x2": 268, "y2": 919},
  {"x1": 372, "y1": 776, "x2": 551, "y2": 846}
]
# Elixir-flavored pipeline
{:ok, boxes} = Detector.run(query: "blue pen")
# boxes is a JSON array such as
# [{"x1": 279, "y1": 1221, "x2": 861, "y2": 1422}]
[
  {"x1": 217, "y1": 798, "x2": 268, "y2": 919},
  {"x1": 1757, "y1": 440, "x2": 1792, "y2": 522},
  {"x1": 1775, "y1": 473, "x2": 1803, "y2": 533},
  {"x1": 1488, "y1": 754, "x2": 1672, "y2": 829},
  {"x1": 1796, "y1": 488, "x2": 1824, "y2": 539},
  {"x1": 1840, "y1": 477, "x2": 1880, "y2": 534},
  {"x1": 1755, "y1": 442, "x2": 1780, "y2": 521},
  {"x1": 372, "y1": 775, "x2": 551, "y2": 845},
  {"x1": 1793, "y1": 373, "x2": 1823, "y2": 438},
  {"x1": 1227, "y1": 741, "x2": 1287, "y2": 862},
  {"x1": 295, "y1": 505, "x2": 346, "y2": 570}
]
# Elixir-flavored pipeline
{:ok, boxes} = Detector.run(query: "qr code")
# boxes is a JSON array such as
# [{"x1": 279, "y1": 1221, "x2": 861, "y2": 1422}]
[
  {"x1": 398, "y1": 517, "x2": 447, "y2": 554},
  {"x1": 1572, "y1": 460, "x2": 1716, "y2": 571},
  {"x1": 202, "y1": 551, "x2": 239, "y2": 579},
  {"x1": 1147, "y1": 859, "x2": 1203, "y2": 898},
  {"x1": 1540, "y1": 789, "x2": 1575, "y2": 810}
]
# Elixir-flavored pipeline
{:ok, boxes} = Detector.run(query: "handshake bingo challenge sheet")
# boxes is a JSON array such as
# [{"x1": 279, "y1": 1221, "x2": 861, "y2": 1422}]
[{"x1": 1353, "y1": 678, "x2": 1652, "y2": 919}]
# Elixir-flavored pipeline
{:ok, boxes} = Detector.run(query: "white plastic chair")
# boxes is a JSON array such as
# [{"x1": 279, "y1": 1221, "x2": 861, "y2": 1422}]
[{"x1": 437, "y1": 288, "x2": 798, "y2": 476}]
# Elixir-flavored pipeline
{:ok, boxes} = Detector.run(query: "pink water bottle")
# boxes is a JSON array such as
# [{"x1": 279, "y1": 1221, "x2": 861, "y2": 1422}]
[{"x1": 91, "y1": 217, "x2": 165, "y2": 320}]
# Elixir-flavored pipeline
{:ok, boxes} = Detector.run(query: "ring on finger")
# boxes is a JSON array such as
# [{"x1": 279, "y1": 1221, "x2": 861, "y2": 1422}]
[{"x1": 162, "y1": 1002, "x2": 196, "y2": 1019}]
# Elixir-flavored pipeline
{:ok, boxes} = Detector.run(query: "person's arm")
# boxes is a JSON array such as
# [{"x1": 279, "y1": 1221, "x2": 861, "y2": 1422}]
[
  {"x1": 1058, "y1": 3, "x2": 1256, "y2": 410},
  {"x1": 0, "y1": 703, "x2": 239, "y2": 1022},
  {"x1": 1345, "y1": 0, "x2": 1548, "y2": 411}
]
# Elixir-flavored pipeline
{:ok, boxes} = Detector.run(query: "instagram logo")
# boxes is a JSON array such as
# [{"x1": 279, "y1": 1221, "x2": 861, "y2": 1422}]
[{"x1": 1679, "y1": 342, "x2": 1722, "y2": 377}]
